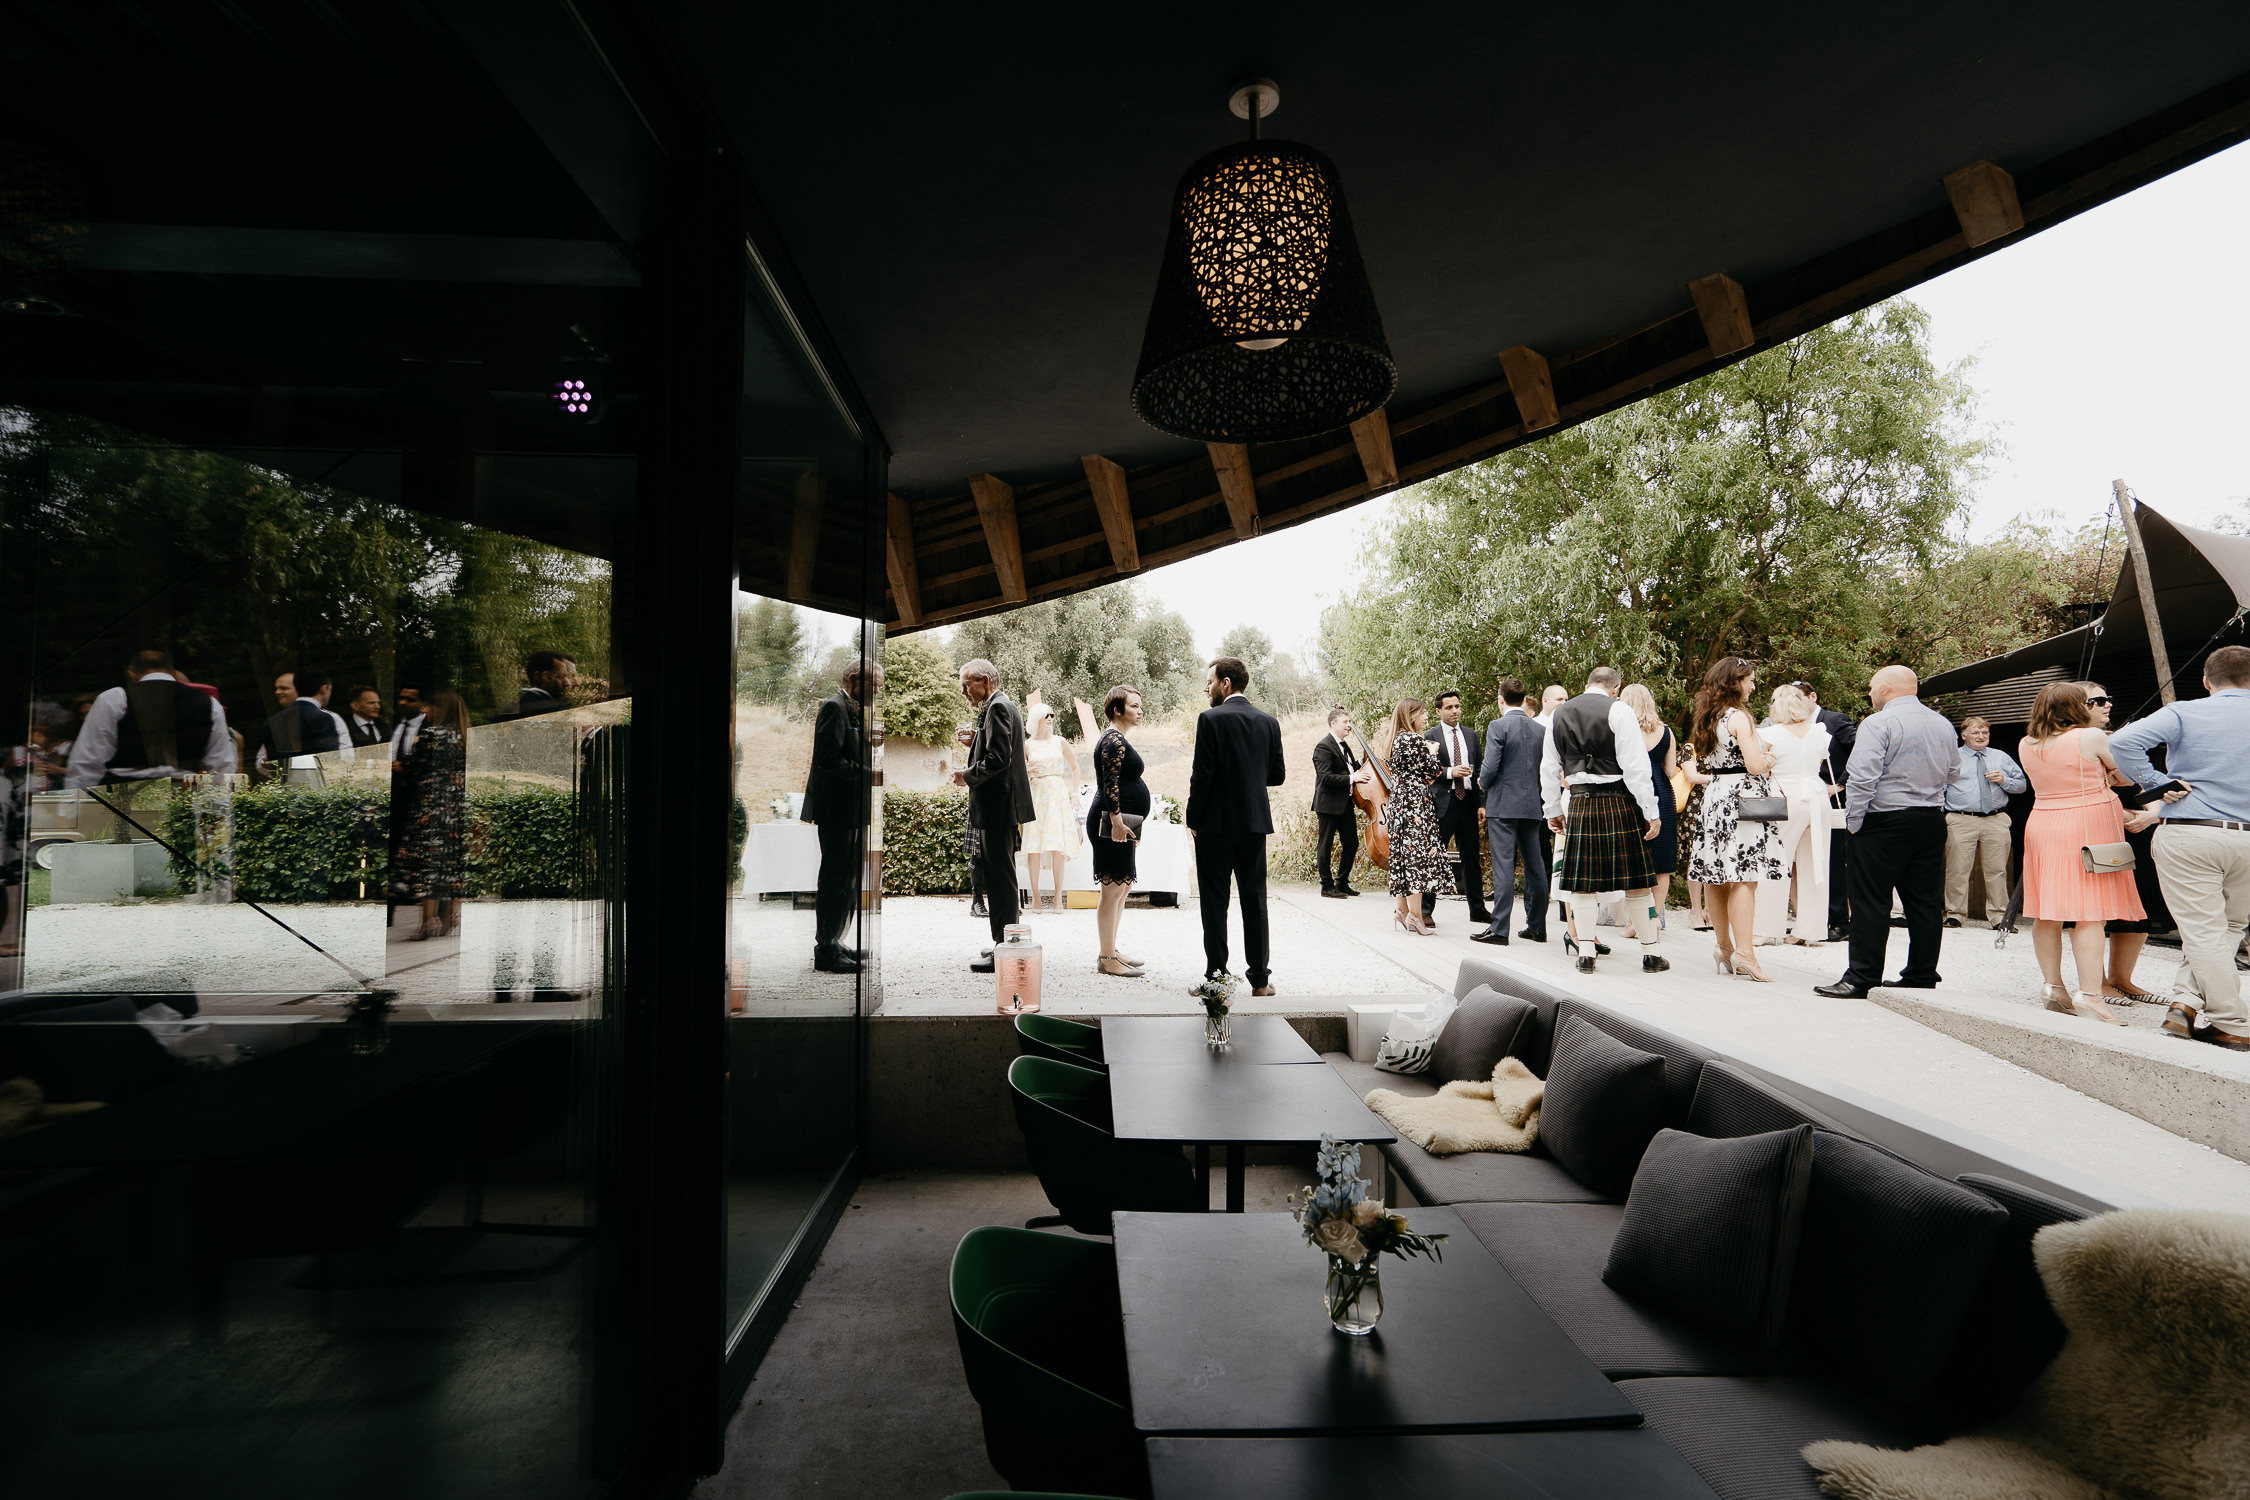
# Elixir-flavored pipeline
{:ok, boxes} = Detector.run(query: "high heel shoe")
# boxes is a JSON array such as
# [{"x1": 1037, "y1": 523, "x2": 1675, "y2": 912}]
[
  {"x1": 1714, "y1": 949, "x2": 1736, "y2": 975},
  {"x1": 1733, "y1": 955, "x2": 1773, "y2": 983},
  {"x1": 2073, "y1": 991, "x2": 2129, "y2": 1027},
  {"x1": 1594, "y1": 941, "x2": 1612, "y2": 957},
  {"x1": 2041, "y1": 983, "x2": 2075, "y2": 1015}
]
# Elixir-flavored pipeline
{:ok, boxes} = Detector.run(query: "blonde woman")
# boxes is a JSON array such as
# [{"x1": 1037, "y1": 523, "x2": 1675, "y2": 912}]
[
  {"x1": 1621, "y1": 684, "x2": 1679, "y2": 922},
  {"x1": 1752, "y1": 683, "x2": 1838, "y2": 946},
  {"x1": 1018, "y1": 703, "x2": 1082, "y2": 913}
]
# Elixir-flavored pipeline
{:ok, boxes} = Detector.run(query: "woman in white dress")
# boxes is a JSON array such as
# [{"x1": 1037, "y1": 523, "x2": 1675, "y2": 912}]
[
  {"x1": 1019, "y1": 703, "x2": 1083, "y2": 912},
  {"x1": 1752, "y1": 683, "x2": 1838, "y2": 946}
]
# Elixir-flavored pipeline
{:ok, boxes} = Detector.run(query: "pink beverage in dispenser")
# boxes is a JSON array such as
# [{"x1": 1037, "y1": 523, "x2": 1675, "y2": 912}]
[{"x1": 995, "y1": 924, "x2": 1042, "y2": 1015}]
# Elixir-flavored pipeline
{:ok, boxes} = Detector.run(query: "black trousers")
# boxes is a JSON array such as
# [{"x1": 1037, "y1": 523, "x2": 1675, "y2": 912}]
[
  {"x1": 1424, "y1": 793, "x2": 1489, "y2": 924},
  {"x1": 1827, "y1": 828, "x2": 1851, "y2": 928},
  {"x1": 1195, "y1": 830, "x2": 1271, "y2": 986},
  {"x1": 1486, "y1": 815, "x2": 1549, "y2": 935},
  {"x1": 1840, "y1": 807, "x2": 1946, "y2": 988},
  {"x1": 974, "y1": 824, "x2": 1020, "y2": 944},
  {"x1": 1317, "y1": 811, "x2": 1359, "y2": 890},
  {"x1": 814, "y1": 822, "x2": 859, "y2": 953}
]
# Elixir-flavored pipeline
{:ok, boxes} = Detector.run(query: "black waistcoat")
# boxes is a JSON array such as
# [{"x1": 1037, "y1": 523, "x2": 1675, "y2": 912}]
[
  {"x1": 111, "y1": 679, "x2": 215, "y2": 773},
  {"x1": 1551, "y1": 693, "x2": 1622, "y2": 779}
]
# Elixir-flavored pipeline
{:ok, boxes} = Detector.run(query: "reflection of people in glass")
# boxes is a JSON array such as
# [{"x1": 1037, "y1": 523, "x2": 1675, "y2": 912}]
[
  {"x1": 396, "y1": 688, "x2": 468, "y2": 940},
  {"x1": 952, "y1": 660, "x2": 1034, "y2": 973},
  {"x1": 66, "y1": 649, "x2": 239, "y2": 790},
  {"x1": 263, "y1": 668, "x2": 348, "y2": 768},
  {"x1": 1019, "y1": 703, "x2": 1082, "y2": 914},
  {"x1": 503, "y1": 651, "x2": 579, "y2": 719},
  {"x1": 1089, "y1": 686, "x2": 1149, "y2": 978},
  {"x1": 804, "y1": 659, "x2": 878, "y2": 975}
]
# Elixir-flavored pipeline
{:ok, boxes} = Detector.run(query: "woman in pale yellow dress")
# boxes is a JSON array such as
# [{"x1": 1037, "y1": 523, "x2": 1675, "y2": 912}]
[{"x1": 1020, "y1": 704, "x2": 1083, "y2": 912}]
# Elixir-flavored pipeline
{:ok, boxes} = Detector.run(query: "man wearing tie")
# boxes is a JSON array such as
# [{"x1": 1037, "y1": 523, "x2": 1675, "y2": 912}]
[
  {"x1": 1941, "y1": 715, "x2": 2025, "y2": 929},
  {"x1": 1311, "y1": 707, "x2": 1369, "y2": 898},
  {"x1": 1421, "y1": 690, "x2": 1490, "y2": 930},
  {"x1": 1474, "y1": 678, "x2": 1549, "y2": 944}
]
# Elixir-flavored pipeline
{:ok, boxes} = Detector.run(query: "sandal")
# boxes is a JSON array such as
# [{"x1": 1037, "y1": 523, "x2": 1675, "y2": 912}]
[{"x1": 2104, "y1": 980, "x2": 2154, "y2": 1004}]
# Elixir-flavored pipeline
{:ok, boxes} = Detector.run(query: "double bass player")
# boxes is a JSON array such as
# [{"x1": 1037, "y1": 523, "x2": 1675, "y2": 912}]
[{"x1": 1312, "y1": 706, "x2": 1373, "y2": 897}]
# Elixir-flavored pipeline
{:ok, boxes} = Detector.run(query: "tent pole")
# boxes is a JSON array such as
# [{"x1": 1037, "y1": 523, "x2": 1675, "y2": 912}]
[{"x1": 2112, "y1": 478, "x2": 2176, "y2": 705}]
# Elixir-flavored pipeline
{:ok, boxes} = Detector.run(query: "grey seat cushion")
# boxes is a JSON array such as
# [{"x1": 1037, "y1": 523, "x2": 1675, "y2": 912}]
[
  {"x1": 1685, "y1": 1060, "x2": 1848, "y2": 1140},
  {"x1": 1619, "y1": 1375, "x2": 1938, "y2": 1500},
  {"x1": 1928, "y1": 1174, "x2": 2089, "y2": 1426},
  {"x1": 1426, "y1": 986, "x2": 1534, "y2": 1084},
  {"x1": 1554, "y1": 999, "x2": 1710, "y2": 1126},
  {"x1": 1451, "y1": 956, "x2": 1571, "y2": 1073},
  {"x1": 1539, "y1": 1016, "x2": 1669, "y2": 1196},
  {"x1": 1604, "y1": 1126, "x2": 1815, "y2": 1346},
  {"x1": 1454, "y1": 1202, "x2": 1818, "y2": 1379}
]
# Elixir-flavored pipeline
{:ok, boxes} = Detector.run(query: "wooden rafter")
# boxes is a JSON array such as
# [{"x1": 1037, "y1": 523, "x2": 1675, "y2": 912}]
[
  {"x1": 968, "y1": 472, "x2": 1027, "y2": 603},
  {"x1": 1687, "y1": 272, "x2": 1754, "y2": 355},
  {"x1": 1942, "y1": 159, "x2": 2023, "y2": 248},
  {"x1": 1080, "y1": 453, "x2": 1139, "y2": 571},
  {"x1": 1496, "y1": 346, "x2": 1559, "y2": 430},
  {"x1": 787, "y1": 467, "x2": 822, "y2": 599},
  {"x1": 1207, "y1": 443, "x2": 1258, "y2": 539},
  {"x1": 1349, "y1": 409, "x2": 1398, "y2": 491},
  {"x1": 884, "y1": 491, "x2": 922, "y2": 627}
]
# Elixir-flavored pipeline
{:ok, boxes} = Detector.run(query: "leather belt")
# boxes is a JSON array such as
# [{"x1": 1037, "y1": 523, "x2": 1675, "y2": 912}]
[
  {"x1": 2165, "y1": 818, "x2": 2250, "y2": 833},
  {"x1": 1951, "y1": 809, "x2": 2007, "y2": 817}
]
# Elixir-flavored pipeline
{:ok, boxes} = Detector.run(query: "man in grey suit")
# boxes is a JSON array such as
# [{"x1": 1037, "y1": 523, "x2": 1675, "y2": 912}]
[{"x1": 1473, "y1": 678, "x2": 1550, "y2": 945}]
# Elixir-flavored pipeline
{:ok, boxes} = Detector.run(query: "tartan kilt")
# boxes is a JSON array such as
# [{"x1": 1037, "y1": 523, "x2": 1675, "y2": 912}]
[{"x1": 1557, "y1": 787, "x2": 1654, "y2": 893}]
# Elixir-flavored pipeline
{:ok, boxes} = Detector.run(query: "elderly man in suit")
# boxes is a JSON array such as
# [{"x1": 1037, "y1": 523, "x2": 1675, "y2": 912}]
[
  {"x1": 803, "y1": 659, "x2": 880, "y2": 974},
  {"x1": 1473, "y1": 677, "x2": 1550, "y2": 945},
  {"x1": 1186, "y1": 655, "x2": 1287, "y2": 995},
  {"x1": 952, "y1": 658, "x2": 1035, "y2": 973},
  {"x1": 1421, "y1": 689, "x2": 1490, "y2": 930}
]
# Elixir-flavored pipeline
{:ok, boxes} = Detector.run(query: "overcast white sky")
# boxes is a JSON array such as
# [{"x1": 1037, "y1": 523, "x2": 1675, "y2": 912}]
[{"x1": 1130, "y1": 139, "x2": 2250, "y2": 664}]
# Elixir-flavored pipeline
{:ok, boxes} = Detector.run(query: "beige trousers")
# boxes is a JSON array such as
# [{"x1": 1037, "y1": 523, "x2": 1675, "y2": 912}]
[
  {"x1": 1943, "y1": 812, "x2": 2012, "y2": 922},
  {"x1": 2152, "y1": 823, "x2": 2250, "y2": 1036}
]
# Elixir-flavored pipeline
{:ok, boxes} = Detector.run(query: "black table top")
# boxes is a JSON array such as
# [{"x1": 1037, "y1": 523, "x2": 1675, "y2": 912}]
[
  {"x1": 1146, "y1": 1432, "x2": 1718, "y2": 1498},
  {"x1": 1114, "y1": 1208, "x2": 1639, "y2": 1437},
  {"x1": 1101, "y1": 1014, "x2": 1320, "y2": 1065},
  {"x1": 1106, "y1": 1059, "x2": 1397, "y2": 1147}
]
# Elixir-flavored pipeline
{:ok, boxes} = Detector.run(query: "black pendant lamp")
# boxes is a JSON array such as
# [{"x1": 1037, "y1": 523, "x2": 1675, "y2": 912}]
[{"x1": 1131, "y1": 79, "x2": 1394, "y2": 444}]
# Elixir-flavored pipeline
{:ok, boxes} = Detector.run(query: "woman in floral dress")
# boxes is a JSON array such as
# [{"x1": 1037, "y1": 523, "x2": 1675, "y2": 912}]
[
  {"x1": 1382, "y1": 697, "x2": 1453, "y2": 933},
  {"x1": 1685, "y1": 657, "x2": 1784, "y2": 980},
  {"x1": 397, "y1": 688, "x2": 469, "y2": 940}
]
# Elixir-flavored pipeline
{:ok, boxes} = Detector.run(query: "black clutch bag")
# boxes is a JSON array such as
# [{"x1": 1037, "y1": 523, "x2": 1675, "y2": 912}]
[
  {"x1": 1736, "y1": 795, "x2": 1790, "y2": 822},
  {"x1": 1105, "y1": 812, "x2": 1144, "y2": 840}
]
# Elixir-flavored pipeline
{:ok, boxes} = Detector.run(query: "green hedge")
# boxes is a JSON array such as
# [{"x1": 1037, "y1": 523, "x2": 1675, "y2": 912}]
[
  {"x1": 160, "y1": 779, "x2": 582, "y2": 903},
  {"x1": 882, "y1": 788, "x2": 972, "y2": 894}
]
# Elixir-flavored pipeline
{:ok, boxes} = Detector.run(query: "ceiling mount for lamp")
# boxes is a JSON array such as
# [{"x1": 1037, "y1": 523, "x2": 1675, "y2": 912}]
[{"x1": 1131, "y1": 78, "x2": 1394, "y2": 445}]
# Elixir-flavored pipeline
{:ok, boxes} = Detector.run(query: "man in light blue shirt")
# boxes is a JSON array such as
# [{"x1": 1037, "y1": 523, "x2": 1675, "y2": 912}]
[
  {"x1": 1942, "y1": 716, "x2": 2027, "y2": 928},
  {"x1": 2109, "y1": 644, "x2": 2250, "y2": 1050}
]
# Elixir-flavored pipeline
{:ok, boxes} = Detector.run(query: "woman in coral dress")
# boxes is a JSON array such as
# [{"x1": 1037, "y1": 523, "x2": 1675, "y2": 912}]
[{"x1": 2017, "y1": 680, "x2": 2141, "y2": 1026}]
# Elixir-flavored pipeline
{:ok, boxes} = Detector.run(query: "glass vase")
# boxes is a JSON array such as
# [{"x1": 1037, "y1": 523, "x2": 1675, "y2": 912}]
[
  {"x1": 1204, "y1": 1008, "x2": 1232, "y2": 1047},
  {"x1": 1325, "y1": 1254, "x2": 1383, "y2": 1335}
]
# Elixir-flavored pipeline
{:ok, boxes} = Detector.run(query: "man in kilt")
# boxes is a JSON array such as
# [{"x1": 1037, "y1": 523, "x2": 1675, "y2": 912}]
[{"x1": 1538, "y1": 666, "x2": 1670, "y2": 975}]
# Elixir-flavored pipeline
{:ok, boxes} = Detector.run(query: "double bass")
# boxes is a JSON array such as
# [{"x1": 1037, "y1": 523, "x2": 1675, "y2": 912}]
[{"x1": 1349, "y1": 727, "x2": 1393, "y2": 870}]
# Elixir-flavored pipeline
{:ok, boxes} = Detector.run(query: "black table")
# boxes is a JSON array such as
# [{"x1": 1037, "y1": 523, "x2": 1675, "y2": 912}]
[
  {"x1": 1106, "y1": 1058, "x2": 1395, "y2": 1211},
  {"x1": 1100, "y1": 1014, "x2": 1320, "y2": 1066},
  {"x1": 1146, "y1": 1432, "x2": 1718, "y2": 1499},
  {"x1": 1114, "y1": 1208, "x2": 1640, "y2": 1437}
]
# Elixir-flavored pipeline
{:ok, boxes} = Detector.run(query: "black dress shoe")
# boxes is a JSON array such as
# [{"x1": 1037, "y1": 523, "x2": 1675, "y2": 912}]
[
  {"x1": 814, "y1": 951, "x2": 862, "y2": 974},
  {"x1": 969, "y1": 956, "x2": 995, "y2": 974},
  {"x1": 1470, "y1": 929, "x2": 1509, "y2": 945},
  {"x1": 1518, "y1": 928, "x2": 1547, "y2": 943},
  {"x1": 1813, "y1": 980, "x2": 1870, "y2": 998},
  {"x1": 1942, "y1": 917, "x2": 1962, "y2": 928},
  {"x1": 1889, "y1": 977, "x2": 1941, "y2": 989},
  {"x1": 1321, "y1": 887, "x2": 1348, "y2": 899},
  {"x1": 1340, "y1": 885, "x2": 1363, "y2": 896},
  {"x1": 1827, "y1": 925, "x2": 1851, "y2": 943}
]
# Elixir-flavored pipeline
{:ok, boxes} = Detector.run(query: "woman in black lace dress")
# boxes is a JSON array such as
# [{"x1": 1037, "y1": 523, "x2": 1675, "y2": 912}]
[
  {"x1": 1086, "y1": 685, "x2": 1149, "y2": 978},
  {"x1": 396, "y1": 688, "x2": 469, "y2": 940}
]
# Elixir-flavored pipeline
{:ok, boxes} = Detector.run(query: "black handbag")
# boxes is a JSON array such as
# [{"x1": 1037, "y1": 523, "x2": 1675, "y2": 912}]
[
  {"x1": 1736, "y1": 795, "x2": 1790, "y2": 822},
  {"x1": 1105, "y1": 811, "x2": 1143, "y2": 841}
]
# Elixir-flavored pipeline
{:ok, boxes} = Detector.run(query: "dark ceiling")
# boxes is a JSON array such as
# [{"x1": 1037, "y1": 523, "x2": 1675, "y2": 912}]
[{"x1": 662, "y1": 1, "x2": 2250, "y2": 497}]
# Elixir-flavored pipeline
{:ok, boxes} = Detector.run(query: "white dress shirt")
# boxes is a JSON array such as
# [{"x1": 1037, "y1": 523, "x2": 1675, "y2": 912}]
[
  {"x1": 1434, "y1": 720, "x2": 1475, "y2": 791},
  {"x1": 390, "y1": 712, "x2": 428, "y2": 758},
  {"x1": 1537, "y1": 694, "x2": 1659, "y2": 821},
  {"x1": 64, "y1": 673, "x2": 238, "y2": 789}
]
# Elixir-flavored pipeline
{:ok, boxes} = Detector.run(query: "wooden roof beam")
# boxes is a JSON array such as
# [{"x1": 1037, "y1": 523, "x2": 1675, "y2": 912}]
[
  {"x1": 1207, "y1": 442, "x2": 1259, "y2": 539},
  {"x1": 1943, "y1": 159, "x2": 2024, "y2": 248},
  {"x1": 1349, "y1": 408, "x2": 1398, "y2": 492},
  {"x1": 1688, "y1": 272, "x2": 1755, "y2": 356},
  {"x1": 884, "y1": 491, "x2": 923, "y2": 627},
  {"x1": 968, "y1": 472, "x2": 1028, "y2": 603},
  {"x1": 1080, "y1": 454, "x2": 1140, "y2": 572},
  {"x1": 1496, "y1": 346, "x2": 1560, "y2": 430}
]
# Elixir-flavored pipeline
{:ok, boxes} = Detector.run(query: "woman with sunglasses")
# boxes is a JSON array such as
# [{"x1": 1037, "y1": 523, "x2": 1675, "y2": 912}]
[
  {"x1": 2017, "y1": 681, "x2": 2140, "y2": 1024},
  {"x1": 2082, "y1": 683, "x2": 2163, "y2": 1004}
]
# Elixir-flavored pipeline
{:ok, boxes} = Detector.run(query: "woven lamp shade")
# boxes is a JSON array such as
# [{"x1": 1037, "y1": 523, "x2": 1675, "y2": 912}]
[{"x1": 1131, "y1": 140, "x2": 1394, "y2": 444}]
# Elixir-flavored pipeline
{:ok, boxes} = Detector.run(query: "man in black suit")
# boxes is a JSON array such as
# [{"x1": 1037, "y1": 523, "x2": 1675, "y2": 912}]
[
  {"x1": 341, "y1": 686, "x2": 390, "y2": 750},
  {"x1": 1795, "y1": 681, "x2": 1857, "y2": 941},
  {"x1": 264, "y1": 668, "x2": 344, "y2": 765},
  {"x1": 1421, "y1": 690, "x2": 1490, "y2": 930},
  {"x1": 1474, "y1": 678, "x2": 1550, "y2": 944},
  {"x1": 503, "y1": 651, "x2": 579, "y2": 720},
  {"x1": 1310, "y1": 706, "x2": 1369, "y2": 898},
  {"x1": 1186, "y1": 655, "x2": 1286, "y2": 995},
  {"x1": 952, "y1": 658, "x2": 1035, "y2": 972},
  {"x1": 804, "y1": 659, "x2": 878, "y2": 973}
]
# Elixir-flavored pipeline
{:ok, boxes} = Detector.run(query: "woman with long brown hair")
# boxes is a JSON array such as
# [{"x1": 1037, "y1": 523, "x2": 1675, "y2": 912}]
[
  {"x1": 1684, "y1": 656, "x2": 1783, "y2": 979},
  {"x1": 397, "y1": 687, "x2": 470, "y2": 940},
  {"x1": 2017, "y1": 680, "x2": 2139, "y2": 1024},
  {"x1": 1380, "y1": 697, "x2": 1453, "y2": 934}
]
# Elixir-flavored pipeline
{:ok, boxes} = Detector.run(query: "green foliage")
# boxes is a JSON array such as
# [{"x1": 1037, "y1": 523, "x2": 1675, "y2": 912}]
[
  {"x1": 881, "y1": 788, "x2": 972, "y2": 894},
  {"x1": 1216, "y1": 624, "x2": 1275, "y2": 683},
  {"x1": 1325, "y1": 302, "x2": 1985, "y2": 724},
  {"x1": 737, "y1": 595, "x2": 807, "y2": 703},
  {"x1": 879, "y1": 633, "x2": 960, "y2": 745},
  {"x1": 467, "y1": 783, "x2": 577, "y2": 897},
  {"x1": 949, "y1": 579, "x2": 1202, "y2": 725}
]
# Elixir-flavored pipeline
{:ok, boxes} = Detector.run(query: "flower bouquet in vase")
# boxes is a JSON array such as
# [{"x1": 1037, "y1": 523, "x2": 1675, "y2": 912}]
[
  {"x1": 1189, "y1": 972, "x2": 1237, "y2": 1046},
  {"x1": 1287, "y1": 1135, "x2": 1447, "y2": 1335}
]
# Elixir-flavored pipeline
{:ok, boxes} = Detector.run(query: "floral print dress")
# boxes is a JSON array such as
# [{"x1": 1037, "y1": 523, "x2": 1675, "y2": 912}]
[
  {"x1": 1685, "y1": 716, "x2": 1783, "y2": 885},
  {"x1": 1384, "y1": 730, "x2": 1456, "y2": 897}
]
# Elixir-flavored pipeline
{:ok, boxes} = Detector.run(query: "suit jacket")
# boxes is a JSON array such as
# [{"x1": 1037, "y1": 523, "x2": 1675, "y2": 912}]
[
  {"x1": 1815, "y1": 706, "x2": 1857, "y2": 786},
  {"x1": 1186, "y1": 694, "x2": 1285, "y2": 836},
  {"x1": 501, "y1": 687, "x2": 566, "y2": 721},
  {"x1": 1424, "y1": 720, "x2": 1480, "y2": 818},
  {"x1": 344, "y1": 714, "x2": 390, "y2": 749},
  {"x1": 962, "y1": 690, "x2": 1036, "y2": 828},
  {"x1": 1477, "y1": 709, "x2": 1547, "y2": 821},
  {"x1": 264, "y1": 698, "x2": 341, "y2": 757},
  {"x1": 1310, "y1": 733, "x2": 1361, "y2": 816},
  {"x1": 801, "y1": 690, "x2": 864, "y2": 826}
]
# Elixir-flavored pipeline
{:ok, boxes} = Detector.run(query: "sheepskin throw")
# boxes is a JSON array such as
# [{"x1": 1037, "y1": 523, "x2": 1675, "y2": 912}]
[
  {"x1": 1804, "y1": 1208, "x2": 2250, "y2": 1500},
  {"x1": 1365, "y1": 1057, "x2": 1543, "y2": 1156}
]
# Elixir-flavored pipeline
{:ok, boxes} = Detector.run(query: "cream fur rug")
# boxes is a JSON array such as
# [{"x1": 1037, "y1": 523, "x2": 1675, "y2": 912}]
[
  {"x1": 1364, "y1": 1057, "x2": 1542, "y2": 1155},
  {"x1": 1804, "y1": 1208, "x2": 2250, "y2": 1500}
]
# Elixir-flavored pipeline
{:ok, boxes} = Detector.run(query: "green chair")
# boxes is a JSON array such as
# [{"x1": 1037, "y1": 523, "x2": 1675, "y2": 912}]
[
  {"x1": 1007, "y1": 1055, "x2": 1200, "y2": 1234},
  {"x1": 949, "y1": 1227, "x2": 1147, "y2": 1499},
  {"x1": 1016, "y1": 1012, "x2": 1105, "y2": 1069}
]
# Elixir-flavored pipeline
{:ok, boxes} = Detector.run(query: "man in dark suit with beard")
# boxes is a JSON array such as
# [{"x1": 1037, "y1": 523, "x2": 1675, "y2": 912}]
[
  {"x1": 1794, "y1": 681, "x2": 1857, "y2": 941},
  {"x1": 1421, "y1": 689, "x2": 1490, "y2": 930},
  {"x1": 952, "y1": 658, "x2": 1035, "y2": 973},
  {"x1": 1474, "y1": 677, "x2": 1550, "y2": 944},
  {"x1": 803, "y1": 659, "x2": 879, "y2": 974},
  {"x1": 1187, "y1": 656, "x2": 1286, "y2": 995}
]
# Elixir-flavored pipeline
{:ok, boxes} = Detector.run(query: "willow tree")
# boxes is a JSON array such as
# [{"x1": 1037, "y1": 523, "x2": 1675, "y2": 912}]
[{"x1": 1326, "y1": 300, "x2": 1982, "y2": 722}]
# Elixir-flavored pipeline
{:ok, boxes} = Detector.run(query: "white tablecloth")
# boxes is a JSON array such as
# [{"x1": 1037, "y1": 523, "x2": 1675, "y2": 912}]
[
  {"x1": 1060, "y1": 809, "x2": 1190, "y2": 895},
  {"x1": 742, "y1": 821, "x2": 822, "y2": 894}
]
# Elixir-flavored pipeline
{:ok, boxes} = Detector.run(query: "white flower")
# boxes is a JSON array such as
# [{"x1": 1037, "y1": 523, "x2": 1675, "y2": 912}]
[
  {"x1": 1312, "y1": 1216, "x2": 1366, "y2": 1264},
  {"x1": 1351, "y1": 1199, "x2": 1383, "y2": 1228}
]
